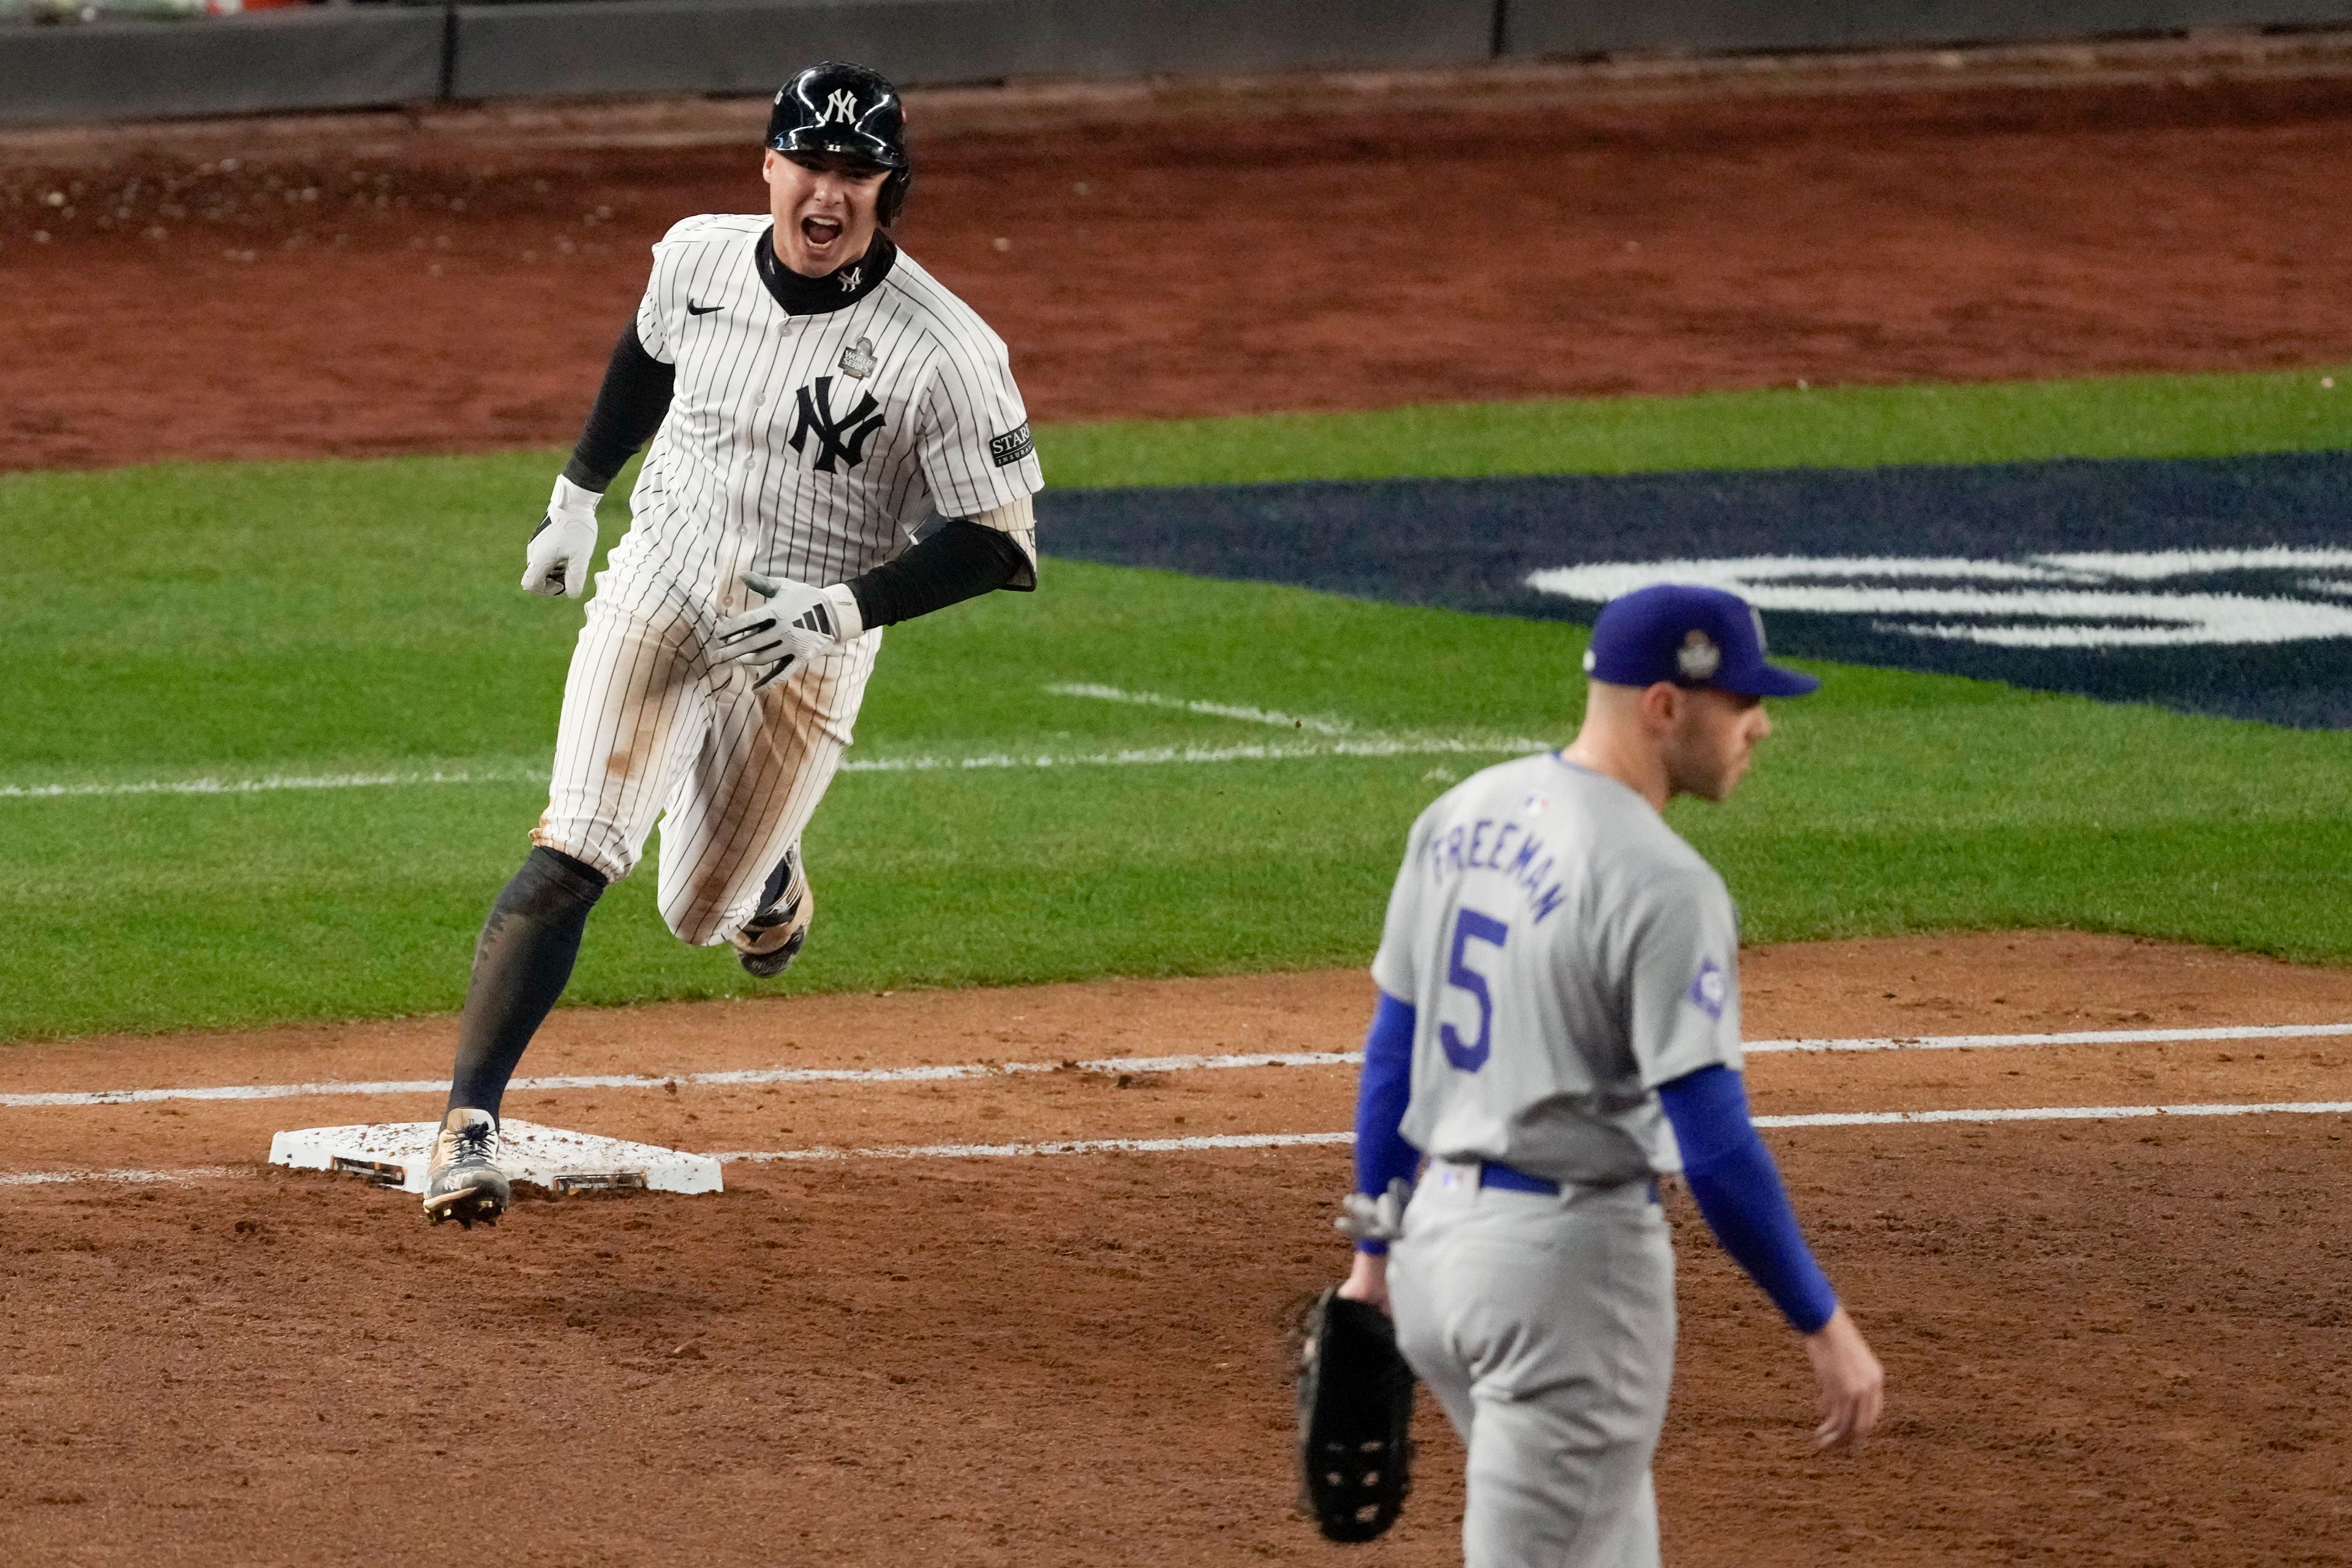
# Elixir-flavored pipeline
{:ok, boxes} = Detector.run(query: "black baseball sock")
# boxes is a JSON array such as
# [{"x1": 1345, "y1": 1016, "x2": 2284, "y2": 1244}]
[{"x1": 447, "y1": 846, "x2": 607, "y2": 1118}]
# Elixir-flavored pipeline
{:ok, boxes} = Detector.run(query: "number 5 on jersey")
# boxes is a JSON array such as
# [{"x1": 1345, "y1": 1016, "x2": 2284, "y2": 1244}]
[{"x1": 1440, "y1": 908, "x2": 1509, "y2": 1072}]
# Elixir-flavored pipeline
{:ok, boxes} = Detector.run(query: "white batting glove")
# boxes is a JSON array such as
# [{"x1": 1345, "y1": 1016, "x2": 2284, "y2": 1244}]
[
  {"x1": 521, "y1": 475, "x2": 603, "y2": 600},
  {"x1": 712, "y1": 573, "x2": 862, "y2": 690},
  {"x1": 1335, "y1": 1178, "x2": 1414, "y2": 1245}
]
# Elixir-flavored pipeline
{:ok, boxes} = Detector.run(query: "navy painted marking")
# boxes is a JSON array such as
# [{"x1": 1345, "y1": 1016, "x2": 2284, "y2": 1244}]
[{"x1": 1037, "y1": 453, "x2": 2352, "y2": 728}]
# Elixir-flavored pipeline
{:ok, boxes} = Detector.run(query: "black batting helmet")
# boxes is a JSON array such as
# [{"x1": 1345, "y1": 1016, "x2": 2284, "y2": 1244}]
[{"x1": 766, "y1": 61, "x2": 910, "y2": 226}]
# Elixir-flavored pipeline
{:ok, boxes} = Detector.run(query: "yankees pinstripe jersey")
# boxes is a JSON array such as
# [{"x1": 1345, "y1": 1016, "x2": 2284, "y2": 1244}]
[{"x1": 606, "y1": 213, "x2": 1043, "y2": 615}]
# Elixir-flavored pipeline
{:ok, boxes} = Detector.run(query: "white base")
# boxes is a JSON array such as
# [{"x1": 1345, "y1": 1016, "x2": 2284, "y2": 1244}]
[{"x1": 267, "y1": 1118, "x2": 723, "y2": 1196}]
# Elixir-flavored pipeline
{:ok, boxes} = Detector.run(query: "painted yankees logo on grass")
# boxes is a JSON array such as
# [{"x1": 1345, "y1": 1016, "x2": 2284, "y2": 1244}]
[
  {"x1": 1527, "y1": 548, "x2": 2352, "y2": 649},
  {"x1": 788, "y1": 374, "x2": 886, "y2": 474}
]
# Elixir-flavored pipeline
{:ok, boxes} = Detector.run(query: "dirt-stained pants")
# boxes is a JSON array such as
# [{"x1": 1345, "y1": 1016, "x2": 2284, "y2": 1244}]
[
  {"x1": 1389, "y1": 1162, "x2": 1676, "y2": 1568},
  {"x1": 532, "y1": 593, "x2": 879, "y2": 945}
]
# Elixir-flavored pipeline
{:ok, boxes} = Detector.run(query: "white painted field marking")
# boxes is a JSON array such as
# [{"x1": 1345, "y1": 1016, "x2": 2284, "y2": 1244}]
[
  {"x1": 1755, "y1": 1099, "x2": 2352, "y2": 1129},
  {"x1": 715, "y1": 1097, "x2": 2352, "y2": 1165},
  {"x1": 1044, "y1": 680, "x2": 1554, "y2": 753},
  {"x1": 0, "y1": 767, "x2": 540, "y2": 801},
  {"x1": 1044, "y1": 681, "x2": 1360, "y2": 736},
  {"x1": 7, "y1": 1023, "x2": 2346, "y2": 1112},
  {"x1": 717, "y1": 1130, "x2": 1357, "y2": 1163},
  {"x1": 1526, "y1": 549, "x2": 2352, "y2": 649},
  {"x1": 10, "y1": 1093, "x2": 2352, "y2": 1189},
  {"x1": 0, "y1": 737, "x2": 1539, "y2": 804},
  {"x1": 0, "y1": 1049, "x2": 1362, "y2": 1110},
  {"x1": 1743, "y1": 1021, "x2": 2352, "y2": 1054},
  {"x1": 0, "y1": 1165, "x2": 238, "y2": 1187}
]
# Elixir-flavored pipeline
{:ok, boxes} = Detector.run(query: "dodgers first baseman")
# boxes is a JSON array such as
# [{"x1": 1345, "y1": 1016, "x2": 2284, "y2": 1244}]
[
  {"x1": 1336, "y1": 585, "x2": 1884, "y2": 1565},
  {"x1": 422, "y1": 61, "x2": 1044, "y2": 1226}
]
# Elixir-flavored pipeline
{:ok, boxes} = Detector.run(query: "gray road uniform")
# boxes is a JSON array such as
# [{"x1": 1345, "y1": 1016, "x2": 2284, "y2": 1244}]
[{"x1": 1372, "y1": 751, "x2": 1744, "y2": 1568}]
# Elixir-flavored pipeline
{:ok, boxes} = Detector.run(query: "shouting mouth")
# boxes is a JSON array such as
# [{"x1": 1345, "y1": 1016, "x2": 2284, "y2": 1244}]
[{"x1": 801, "y1": 215, "x2": 844, "y2": 249}]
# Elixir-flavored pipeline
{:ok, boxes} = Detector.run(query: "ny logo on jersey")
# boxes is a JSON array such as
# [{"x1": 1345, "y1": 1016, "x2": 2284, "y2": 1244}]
[
  {"x1": 788, "y1": 375, "x2": 887, "y2": 473},
  {"x1": 816, "y1": 89, "x2": 861, "y2": 126}
]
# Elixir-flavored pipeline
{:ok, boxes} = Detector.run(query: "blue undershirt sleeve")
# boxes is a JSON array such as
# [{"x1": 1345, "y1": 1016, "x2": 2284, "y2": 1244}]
[
  {"x1": 1351, "y1": 990, "x2": 1421, "y2": 1256},
  {"x1": 1657, "y1": 1063, "x2": 1839, "y2": 1334}
]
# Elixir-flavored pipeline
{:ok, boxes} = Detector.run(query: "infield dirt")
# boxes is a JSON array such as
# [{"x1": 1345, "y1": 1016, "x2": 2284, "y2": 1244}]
[{"x1": 4, "y1": 933, "x2": 2351, "y2": 1565}]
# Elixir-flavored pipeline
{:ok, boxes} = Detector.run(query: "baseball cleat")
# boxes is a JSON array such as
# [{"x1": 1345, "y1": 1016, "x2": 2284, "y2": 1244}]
[
  {"x1": 733, "y1": 847, "x2": 815, "y2": 979},
  {"x1": 421, "y1": 1108, "x2": 509, "y2": 1228}
]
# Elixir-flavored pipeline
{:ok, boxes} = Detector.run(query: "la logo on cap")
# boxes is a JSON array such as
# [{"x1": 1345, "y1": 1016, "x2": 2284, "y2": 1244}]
[{"x1": 1676, "y1": 629, "x2": 1721, "y2": 681}]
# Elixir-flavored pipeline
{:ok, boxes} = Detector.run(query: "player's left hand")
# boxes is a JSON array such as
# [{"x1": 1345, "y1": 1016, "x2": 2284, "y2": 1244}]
[
  {"x1": 713, "y1": 573, "x2": 845, "y2": 689},
  {"x1": 522, "y1": 475, "x2": 604, "y2": 600},
  {"x1": 1803, "y1": 1305, "x2": 1885, "y2": 1450},
  {"x1": 1335, "y1": 1248, "x2": 1390, "y2": 1312}
]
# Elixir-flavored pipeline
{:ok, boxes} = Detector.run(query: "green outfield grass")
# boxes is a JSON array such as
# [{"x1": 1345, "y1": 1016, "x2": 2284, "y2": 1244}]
[
  {"x1": 4, "y1": 365, "x2": 2349, "y2": 1041},
  {"x1": 1039, "y1": 363, "x2": 2352, "y2": 486}
]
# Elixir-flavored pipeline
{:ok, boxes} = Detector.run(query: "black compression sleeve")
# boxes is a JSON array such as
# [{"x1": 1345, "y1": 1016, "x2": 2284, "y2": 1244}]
[
  {"x1": 560, "y1": 325, "x2": 676, "y2": 492},
  {"x1": 845, "y1": 519, "x2": 1035, "y2": 628}
]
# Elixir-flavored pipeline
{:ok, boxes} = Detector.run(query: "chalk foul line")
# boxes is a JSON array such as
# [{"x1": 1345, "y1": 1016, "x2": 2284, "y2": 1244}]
[
  {"x1": 11, "y1": 1098, "x2": 2352, "y2": 1189},
  {"x1": 0, "y1": 1050, "x2": 1361, "y2": 1110},
  {"x1": 0, "y1": 737, "x2": 1536, "y2": 802},
  {"x1": 1753, "y1": 1099, "x2": 2352, "y2": 1129},
  {"x1": 9, "y1": 1022, "x2": 2348, "y2": 1112},
  {"x1": 0, "y1": 681, "x2": 1554, "y2": 803},
  {"x1": 1743, "y1": 1020, "x2": 2352, "y2": 1053},
  {"x1": 717, "y1": 1131, "x2": 1357, "y2": 1163},
  {"x1": 0, "y1": 1165, "x2": 239, "y2": 1188},
  {"x1": 1042, "y1": 680, "x2": 1554, "y2": 753},
  {"x1": 721, "y1": 1097, "x2": 2352, "y2": 1164}
]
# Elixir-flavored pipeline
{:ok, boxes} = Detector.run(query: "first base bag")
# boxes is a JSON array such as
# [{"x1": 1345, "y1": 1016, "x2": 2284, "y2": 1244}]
[{"x1": 1296, "y1": 1287, "x2": 1414, "y2": 1542}]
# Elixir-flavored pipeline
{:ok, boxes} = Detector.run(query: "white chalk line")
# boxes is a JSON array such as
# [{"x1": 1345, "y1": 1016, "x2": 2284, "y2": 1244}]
[
  {"x1": 0, "y1": 1165, "x2": 239, "y2": 1188},
  {"x1": 1754, "y1": 1099, "x2": 2352, "y2": 1129},
  {"x1": 10, "y1": 1020, "x2": 2347, "y2": 1113},
  {"x1": 13, "y1": 1096, "x2": 2352, "y2": 1189},
  {"x1": 0, "y1": 1049, "x2": 1357, "y2": 1110},
  {"x1": 1046, "y1": 680, "x2": 1554, "y2": 752},
  {"x1": 729, "y1": 1096, "x2": 2352, "y2": 1163},
  {"x1": 0, "y1": 737, "x2": 1529, "y2": 802},
  {"x1": 0, "y1": 680, "x2": 1549, "y2": 802},
  {"x1": 718, "y1": 1130, "x2": 1358, "y2": 1163},
  {"x1": 1743, "y1": 1020, "x2": 2352, "y2": 1053}
]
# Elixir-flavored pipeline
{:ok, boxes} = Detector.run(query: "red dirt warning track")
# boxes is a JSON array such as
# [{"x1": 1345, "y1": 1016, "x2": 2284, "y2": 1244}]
[{"x1": 7, "y1": 72, "x2": 2352, "y2": 470}]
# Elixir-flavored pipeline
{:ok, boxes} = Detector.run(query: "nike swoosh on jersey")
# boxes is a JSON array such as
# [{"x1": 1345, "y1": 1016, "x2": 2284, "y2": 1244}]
[{"x1": 687, "y1": 301, "x2": 722, "y2": 315}]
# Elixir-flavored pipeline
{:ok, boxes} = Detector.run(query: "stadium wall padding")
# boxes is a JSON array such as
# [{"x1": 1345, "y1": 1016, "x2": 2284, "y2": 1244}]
[
  {"x1": 4, "y1": 1, "x2": 2352, "y2": 127},
  {"x1": 1501, "y1": 1, "x2": 2352, "y2": 59},
  {"x1": 448, "y1": 0, "x2": 1496, "y2": 101}
]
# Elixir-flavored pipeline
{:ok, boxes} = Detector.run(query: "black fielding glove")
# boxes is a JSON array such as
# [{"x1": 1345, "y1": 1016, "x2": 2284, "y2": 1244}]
[{"x1": 1297, "y1": 1287, "x2": 1415, "y2": 1542}]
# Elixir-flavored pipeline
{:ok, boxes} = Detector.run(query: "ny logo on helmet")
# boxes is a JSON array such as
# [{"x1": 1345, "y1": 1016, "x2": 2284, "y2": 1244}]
[
  {"x1": 788, "y1": 375, "x2": 886, "y2": 473},
  {"x1": 815, "y1": 89, "x2": 861, "y2": 126}
]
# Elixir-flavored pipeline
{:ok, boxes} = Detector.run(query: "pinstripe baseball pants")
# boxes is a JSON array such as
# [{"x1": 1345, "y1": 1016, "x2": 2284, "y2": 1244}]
[{"x1": 531, "y1": 591, "x2": 880, "y2": 946}]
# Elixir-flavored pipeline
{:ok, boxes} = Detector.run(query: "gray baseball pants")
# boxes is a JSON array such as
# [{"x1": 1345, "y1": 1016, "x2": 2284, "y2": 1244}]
[{"x1": 1389, "y1": 1161, "x2": 1676, "y2": 1568}]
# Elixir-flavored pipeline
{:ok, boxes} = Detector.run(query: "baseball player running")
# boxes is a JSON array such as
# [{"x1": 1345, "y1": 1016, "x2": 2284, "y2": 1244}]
[
  {"x1": 421, "y1": 61, "x2": 1044, "y2": 1226},
  {"x1": 1335, "y1": 584, "x2": 1883, "y2": 1565}
]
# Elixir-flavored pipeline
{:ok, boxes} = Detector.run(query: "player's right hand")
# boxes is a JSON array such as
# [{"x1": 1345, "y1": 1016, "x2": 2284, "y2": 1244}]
[
  {"x1": 522, "y1": 475, "x2": 603, "y2": 600},
  {"x1": 1802, "y1": 1305, "x2": 1885, "y2": 1450},
  {"x1": 713, "y1": 573, "x2": 839, "y2": 689}
]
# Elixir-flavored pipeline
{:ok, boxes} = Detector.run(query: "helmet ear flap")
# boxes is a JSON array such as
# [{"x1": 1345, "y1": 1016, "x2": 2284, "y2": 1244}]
[{"x1": 879, "y1": 167, "x2": 910, "y2": 228}]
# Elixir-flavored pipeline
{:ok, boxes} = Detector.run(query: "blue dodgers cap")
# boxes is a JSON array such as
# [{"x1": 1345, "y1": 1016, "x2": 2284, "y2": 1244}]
[{"x1": 1581, "y1": 583, "x2": 1820, "y2": 697}]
